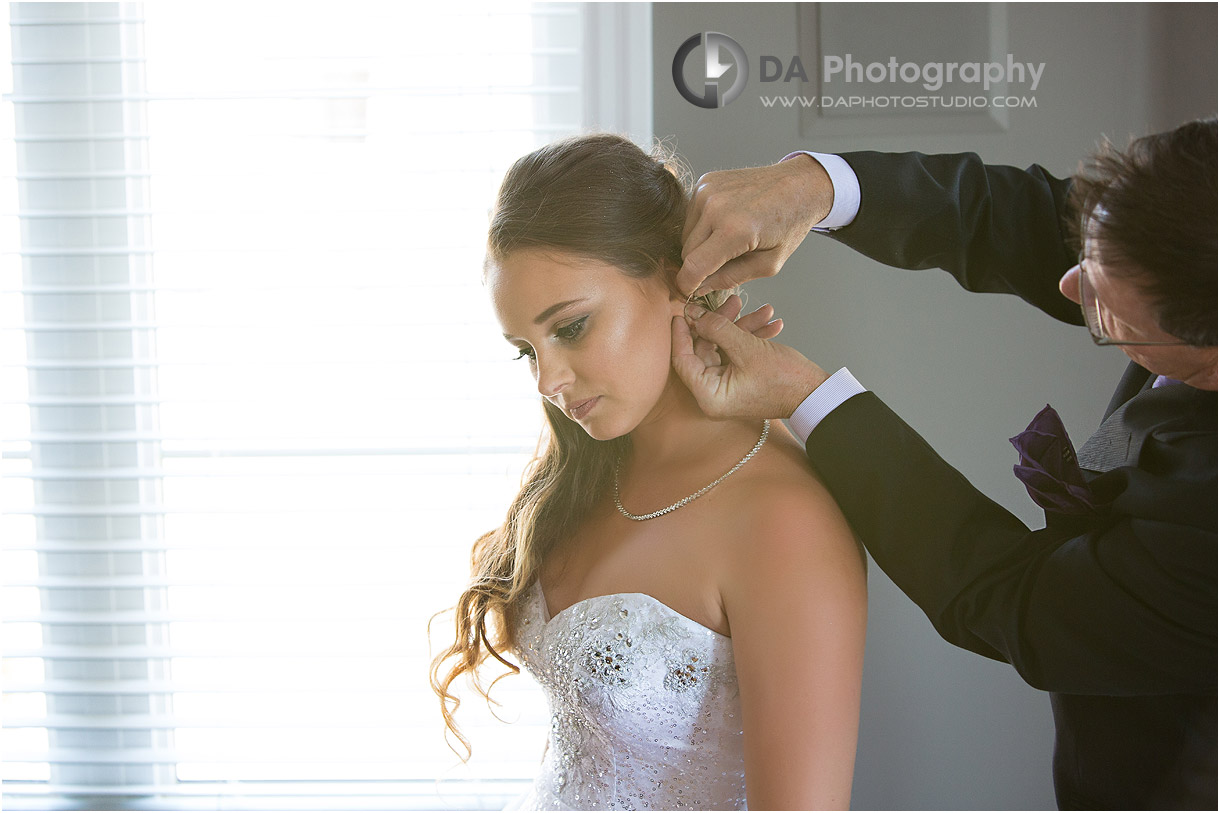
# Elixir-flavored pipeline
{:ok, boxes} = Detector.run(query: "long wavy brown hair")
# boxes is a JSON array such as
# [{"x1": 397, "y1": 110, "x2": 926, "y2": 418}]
[{"x1": 429, "y1": 133, "x2": 730, "y2": 758}]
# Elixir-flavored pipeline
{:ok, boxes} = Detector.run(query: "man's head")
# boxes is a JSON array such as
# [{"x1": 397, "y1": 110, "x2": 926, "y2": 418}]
[{"x1": 1059, "y1": 119, "x2": 1217, "y2": 388}]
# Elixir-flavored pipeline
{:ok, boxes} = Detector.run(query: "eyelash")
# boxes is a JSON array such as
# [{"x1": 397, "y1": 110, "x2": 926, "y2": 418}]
[
  {"x1": 511, "y1": 317, "x2": 588, "y2": 362},
  {"x1": 556, "y1": 316, "x2": 588, "y2": 342}
]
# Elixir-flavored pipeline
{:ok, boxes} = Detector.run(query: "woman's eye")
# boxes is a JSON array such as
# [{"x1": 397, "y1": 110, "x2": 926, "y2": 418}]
[
  {"x1": 513, "y1": 347, "x2": 535, "y2": 362},
  {"x1": 556, "y1": 316, "x2": 587, "y2": 342}
]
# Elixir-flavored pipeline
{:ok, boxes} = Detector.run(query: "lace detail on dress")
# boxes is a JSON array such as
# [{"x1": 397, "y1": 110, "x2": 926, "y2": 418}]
[{"x1": 513, "y1": 582, "x2": 746, "y2": 810}]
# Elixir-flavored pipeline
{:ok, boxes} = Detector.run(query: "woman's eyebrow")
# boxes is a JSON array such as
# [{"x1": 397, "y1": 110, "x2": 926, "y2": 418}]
[
  {"x1": 502, "y1": 298, "x2": 588, "y2": 339},
  {"x1": 533, "y1": 298, "x2": 586, "y2": 325}
]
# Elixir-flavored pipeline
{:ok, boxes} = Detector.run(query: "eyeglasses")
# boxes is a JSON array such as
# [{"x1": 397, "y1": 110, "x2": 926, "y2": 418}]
[{"x1": 1076, "y1": 255, "x2": 1190, "y2": 347}]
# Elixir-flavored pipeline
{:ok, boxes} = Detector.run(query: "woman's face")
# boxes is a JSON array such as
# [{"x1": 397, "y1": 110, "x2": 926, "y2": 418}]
[{"x1": 487, "y1": 248, "x2": 684, "y2": 440}]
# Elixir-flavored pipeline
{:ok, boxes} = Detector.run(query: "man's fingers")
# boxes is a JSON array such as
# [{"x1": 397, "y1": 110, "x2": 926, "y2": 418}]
[
  {"x1": 718, "y1": 250, "x2": 783, "y2": 286},
  {"x1": 682, "y1": 171, "x2": 725, "y2": 243},
  {"x1": 732, "y1": 304, "x2": 783, "y2": 339},
  {"x1": 686, "y1": 266, "x2": 751, "y2": 299},
  {"x1": 753, "y1": 318, "x2": 783, "y2": 340},
  {"x1": 693, "y1": 336, "x2": 721, "y2": 368},
  {"x1": 677, "y1": 229, "x2": 750, "y2": 296},
  {"x1": 681, "y1": 178, "x2": 708, "y2": 243},
  {"x1": 683, "y1": 250, "x2": 785, "y2": 298},
  {"x1": 671, "y1": 315, "x2": 714, "y2": 393},
  {"x1": 671, "y1": 311, "x2": 696, "y2": 356},
  {"x1": 694, "y1": 296, "x2": 737, "y2": 364},
  {"x1": 712, "y1": 293, "x2": 745, "y2": 321},
  {"x1": 681, "y1": 196, "x2": 710, "y2": 246},
  {"x1": 685, "y1": 304, "x2": 757, "y2": 366},
  {"x1": 732, "y1": 303, "x2": 774, "y2": 335}
]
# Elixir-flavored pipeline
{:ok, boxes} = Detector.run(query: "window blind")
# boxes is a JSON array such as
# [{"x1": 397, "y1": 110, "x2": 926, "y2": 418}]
[{"x1": 0, "y1": 2, "x2": 652, "y2": 809}]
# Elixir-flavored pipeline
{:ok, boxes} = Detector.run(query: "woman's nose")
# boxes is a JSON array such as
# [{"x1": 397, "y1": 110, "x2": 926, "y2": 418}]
[
  {"x1": 1060, "y1": 263, "x2": 1082, "y2": 305},
  {"x1": 534, "y1": 351, "x2": 574, "y2": 398}
]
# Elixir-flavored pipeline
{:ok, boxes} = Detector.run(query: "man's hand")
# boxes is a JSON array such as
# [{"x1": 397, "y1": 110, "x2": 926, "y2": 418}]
[
  {"x1": 677, "y1": 154, "x2": 835, "y2": 297},
  {"x1": 704, "y1": 293, "x2": 784, "y2": 344},
  {"x1": 672, "y1": 303, "x2": 830, "y2": 421}
]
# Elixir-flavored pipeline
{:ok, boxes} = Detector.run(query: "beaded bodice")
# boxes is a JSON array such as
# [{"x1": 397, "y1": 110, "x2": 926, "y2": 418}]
[{"x1": 513, "y1": 581, "x2": 746, "y2": 810}]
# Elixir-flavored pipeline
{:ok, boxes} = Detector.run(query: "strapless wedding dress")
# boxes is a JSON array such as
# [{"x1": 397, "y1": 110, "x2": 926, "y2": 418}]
[{"x1": 511, "y1": 581, "x2": 747, "y2": 810}]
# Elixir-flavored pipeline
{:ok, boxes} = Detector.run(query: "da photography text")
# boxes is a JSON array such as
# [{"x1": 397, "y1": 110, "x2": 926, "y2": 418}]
[{"x1": 672, "y1": 32, "x2": 1045, "y2": 110}]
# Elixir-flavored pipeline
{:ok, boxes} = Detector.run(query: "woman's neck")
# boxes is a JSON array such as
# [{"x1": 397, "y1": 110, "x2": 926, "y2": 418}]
[{"x1": 625, "y1": 374, "x2": 759, "y2": 472}]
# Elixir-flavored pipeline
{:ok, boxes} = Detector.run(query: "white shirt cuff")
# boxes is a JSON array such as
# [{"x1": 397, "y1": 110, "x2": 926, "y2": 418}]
[
  {"x1": 780, "y1": 151, "x2": 861, "y2": 230},
  {"x1": 787, "y1": 367, "x2": 867, "y2": 444}
]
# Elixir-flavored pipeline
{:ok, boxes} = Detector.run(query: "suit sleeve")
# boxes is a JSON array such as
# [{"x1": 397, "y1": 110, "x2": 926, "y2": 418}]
[
  {"x1": 806, "y1": 391, "x2": 1217, "y2": 696},
  {"x1": 829, "y1": 150, "x2": 1083, "y2": 325},
  {"x1": 802, "y1": 149, "x2": 1215, "y2": 695}
]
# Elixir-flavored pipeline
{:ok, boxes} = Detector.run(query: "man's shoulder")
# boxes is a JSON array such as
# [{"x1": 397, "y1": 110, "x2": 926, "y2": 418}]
[{"x1": 1113, "y1": 381, "x2": 1217, "y2": 464}]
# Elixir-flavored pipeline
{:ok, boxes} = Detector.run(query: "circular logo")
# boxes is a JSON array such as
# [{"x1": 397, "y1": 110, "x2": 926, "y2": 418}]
[{"x1": 672, "y1": 32, "x2": 749, "y2": 109}]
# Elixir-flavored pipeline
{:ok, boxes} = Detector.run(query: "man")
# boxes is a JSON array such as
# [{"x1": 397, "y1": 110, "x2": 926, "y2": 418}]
[{"x1": 670, "y1": 119, "x2": 1217, "y2": 809}]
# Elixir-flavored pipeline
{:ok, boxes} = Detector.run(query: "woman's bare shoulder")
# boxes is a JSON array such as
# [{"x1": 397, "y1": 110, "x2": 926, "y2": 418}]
[
  {"x1": 698, "y1": 421, "x2": 866, "y2": 652},
  {"x1": 704, "y1": 423, "x2": 862, "y2": 572},
  {"x1": 736, "y1": 424, "x2": 842, "y2": 516}
]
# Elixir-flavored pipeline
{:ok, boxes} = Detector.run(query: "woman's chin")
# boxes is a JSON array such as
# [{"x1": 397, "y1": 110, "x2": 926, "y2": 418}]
[
  {"x1": 573, "y1": 415, "x2": 633, "y2": 442},
  {"x1": 580, "y1": 424, "x2": 627, "y2": 442}
]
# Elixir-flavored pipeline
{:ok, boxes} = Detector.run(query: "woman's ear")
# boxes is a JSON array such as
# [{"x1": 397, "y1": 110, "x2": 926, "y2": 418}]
[
  {"x1": 667, "y1": 286, "x2": 694, "y2": 319},
  {"x1": 662, "y1": 264, "x2": 690, "y2": 315}
]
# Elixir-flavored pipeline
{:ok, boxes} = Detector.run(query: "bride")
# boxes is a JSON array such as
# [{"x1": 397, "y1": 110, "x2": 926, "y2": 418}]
[{"x1": 432, "y1": 134, "x2": 867, "y2": 810}]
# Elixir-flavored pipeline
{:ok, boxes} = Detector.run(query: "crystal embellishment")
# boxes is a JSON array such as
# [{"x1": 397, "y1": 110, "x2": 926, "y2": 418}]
[
  {"x1": 514, "y1": 586, "x2": 746, "y2": 809},
  {"x1": 663, "y1": 650, "x2": 713, "y2": 693},
  {"x1": 583, "y1": 635, "x2": 633, "y2": 685}
]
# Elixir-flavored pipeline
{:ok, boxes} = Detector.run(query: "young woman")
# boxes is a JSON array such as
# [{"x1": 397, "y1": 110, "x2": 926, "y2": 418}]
[{"x1": 432, "y1": 134, "x2": 867, "y2": 810}]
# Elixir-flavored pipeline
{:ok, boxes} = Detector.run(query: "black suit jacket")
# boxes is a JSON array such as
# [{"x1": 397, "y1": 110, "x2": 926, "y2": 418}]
[{"x1": 804, "y1": 151, "x2": 1217, "y2": 809}]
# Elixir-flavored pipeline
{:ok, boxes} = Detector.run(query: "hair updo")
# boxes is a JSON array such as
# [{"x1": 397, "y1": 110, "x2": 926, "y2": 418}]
[{"x1": 487, "y1": 132, "x2": 727, "y2": 308}]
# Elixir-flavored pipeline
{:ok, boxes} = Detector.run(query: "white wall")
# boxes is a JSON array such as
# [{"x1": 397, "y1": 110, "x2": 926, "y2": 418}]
[{"x1": 652, "y1": 3, "x2": 1216, "y2": 808}]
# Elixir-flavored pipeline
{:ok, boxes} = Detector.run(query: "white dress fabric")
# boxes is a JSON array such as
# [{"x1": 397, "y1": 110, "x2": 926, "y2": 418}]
[{"x1": 512, "y1": 581, "x2": 747, "y2": 810}]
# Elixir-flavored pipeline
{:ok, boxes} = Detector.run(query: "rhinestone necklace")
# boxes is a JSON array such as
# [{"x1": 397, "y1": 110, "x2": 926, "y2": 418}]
[{"x1": 613, "y1": 419, "x2": 770, "y2": 521}]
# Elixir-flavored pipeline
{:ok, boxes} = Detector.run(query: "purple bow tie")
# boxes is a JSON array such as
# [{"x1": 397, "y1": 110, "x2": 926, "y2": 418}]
[{"x1": 1010, "y1": 405, "x2": 1107, "y2": 515}]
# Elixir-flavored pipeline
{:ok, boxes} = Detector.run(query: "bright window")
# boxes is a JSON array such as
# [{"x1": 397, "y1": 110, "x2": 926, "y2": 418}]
[{"x1": 0, "y1": 2, "x2": 651, "y2": 809}]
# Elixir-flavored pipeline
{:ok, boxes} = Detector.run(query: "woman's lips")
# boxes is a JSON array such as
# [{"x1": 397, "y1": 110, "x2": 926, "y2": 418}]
[{"x1": 569, "y1": 396, "x2": 600, "y2": 420}]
